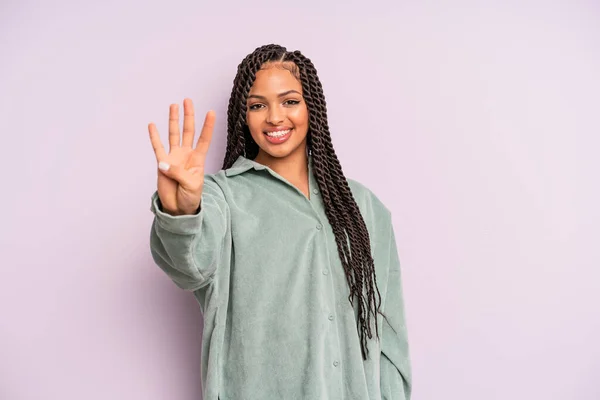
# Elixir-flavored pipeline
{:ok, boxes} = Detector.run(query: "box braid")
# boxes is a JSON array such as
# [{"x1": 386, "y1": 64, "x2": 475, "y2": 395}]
[{"x1": 221, "y1": 44, "x2": 390, "y2": 360}]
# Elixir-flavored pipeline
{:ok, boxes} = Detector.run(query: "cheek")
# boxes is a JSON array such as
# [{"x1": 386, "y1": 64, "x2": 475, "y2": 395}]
[
  {"x1": 290, "y1": 106, "x2": 309, "y2": 129},
  {"x1": 246, "y1": 112, "x2": 263, "y2": 134}
]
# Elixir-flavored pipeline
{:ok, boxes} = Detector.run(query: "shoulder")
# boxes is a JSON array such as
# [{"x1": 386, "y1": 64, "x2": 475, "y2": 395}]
[
  {"x1": 347, "y1": 178, "x2": 391, "y2": 215},
  {"x1": 346, "y1": 178, "x2": 392, "y2": 230},
  {"x1": 198, "y1": 170, "x2": 231, "y2": 200},
  {"x1": 205, "y1": 169, "x2": 228, "y2": 184}
]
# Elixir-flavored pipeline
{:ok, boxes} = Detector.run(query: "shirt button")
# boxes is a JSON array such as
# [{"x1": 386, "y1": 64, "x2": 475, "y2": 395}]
[
  {"x1": 333, "y1": 361, "x2": 340, "y2": 367},
  {"x1": 328, "y1": 314, "x2": 334, "y2": 321},
  {"x1": 313, "y1": 188, "x2": 319, "y2": 194},
  {"x1": 322, "y1": 269, "x2": 329, "y2": 275},
  {"x1": 316, "y1": 223, "x2": 322, "y2": 230}
]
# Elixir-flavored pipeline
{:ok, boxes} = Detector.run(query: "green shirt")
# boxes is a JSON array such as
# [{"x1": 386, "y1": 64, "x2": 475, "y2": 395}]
[{"x1": 149, "y1": 155, "x2": 411, "y2": 400}]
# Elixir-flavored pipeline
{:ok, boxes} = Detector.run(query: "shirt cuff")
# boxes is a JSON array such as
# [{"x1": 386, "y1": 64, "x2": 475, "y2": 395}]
[{"x1": 150, "y1": 191, "x2": 203, "y2": 235}]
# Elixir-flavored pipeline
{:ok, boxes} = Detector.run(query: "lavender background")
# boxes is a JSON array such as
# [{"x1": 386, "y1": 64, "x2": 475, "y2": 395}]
[{"x1": 1, "y1": 1, "x2": 598, "y2": 399}]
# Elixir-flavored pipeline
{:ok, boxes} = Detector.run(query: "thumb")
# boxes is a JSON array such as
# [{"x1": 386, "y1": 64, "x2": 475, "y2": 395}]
[{"x1": 158, "y1": 161, "x2": 186, "y2": 182}]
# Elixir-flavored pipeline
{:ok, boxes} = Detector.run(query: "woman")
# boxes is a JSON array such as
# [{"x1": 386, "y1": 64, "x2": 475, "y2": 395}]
[{"x1": 148, "y1": 44, "x2": 411, "y2": 400}]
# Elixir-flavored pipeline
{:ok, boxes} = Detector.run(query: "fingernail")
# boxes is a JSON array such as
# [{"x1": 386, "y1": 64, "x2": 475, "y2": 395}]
[{"x1": 158, "y1": 161, "x2": 170, "y2": 171}]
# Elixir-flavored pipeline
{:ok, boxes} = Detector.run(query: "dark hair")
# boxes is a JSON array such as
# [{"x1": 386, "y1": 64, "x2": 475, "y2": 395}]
[{"x1": 222, "y1": 44, "x2": 387, "y2": 360}]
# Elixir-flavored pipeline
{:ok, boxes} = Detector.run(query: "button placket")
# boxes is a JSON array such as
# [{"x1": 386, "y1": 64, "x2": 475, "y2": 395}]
[{"x1": 310, "y1": 188, "x2": 343, "y2": 387}]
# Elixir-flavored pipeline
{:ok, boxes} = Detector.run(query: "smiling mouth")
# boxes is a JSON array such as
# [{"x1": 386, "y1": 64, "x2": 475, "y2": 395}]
[{"x1": 264, "y1": 128, "x2": 293, "y2": 138}]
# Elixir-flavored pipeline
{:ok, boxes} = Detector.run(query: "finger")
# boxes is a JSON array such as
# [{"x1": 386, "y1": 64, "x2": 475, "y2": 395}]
[
  {"x1": 194, "y1": 110, "x2": 216, "y2": 158},
  {"x1": 148, "y1": 123, "x2": 167, "y2": 161},
  {"x1": 168, "y1": 103, "x2": 180, "y2": 151},
  {"x1": 181, "y1": 98, "x2": 196, "y2": 148}
]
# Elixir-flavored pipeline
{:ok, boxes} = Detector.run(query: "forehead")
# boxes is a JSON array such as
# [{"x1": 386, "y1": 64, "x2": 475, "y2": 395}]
[{"x1": 249, "y1": 66, "x2": 302, "y2": 95}]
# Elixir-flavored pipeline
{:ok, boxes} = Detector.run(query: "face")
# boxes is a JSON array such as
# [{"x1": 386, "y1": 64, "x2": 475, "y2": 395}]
[{"x1": 246, "y1": 64, "x2": 309, "y2": 160}]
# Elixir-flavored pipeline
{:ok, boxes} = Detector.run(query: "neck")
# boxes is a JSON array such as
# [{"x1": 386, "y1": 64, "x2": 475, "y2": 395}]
[{"x1": 253, "y1": 148, "x2": 309, "y2": 183}]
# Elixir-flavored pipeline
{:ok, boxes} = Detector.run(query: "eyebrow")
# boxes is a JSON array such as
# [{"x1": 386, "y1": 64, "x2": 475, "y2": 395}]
[{"x1": 247, "y1": 90, "x2": 302, "y2": 100}]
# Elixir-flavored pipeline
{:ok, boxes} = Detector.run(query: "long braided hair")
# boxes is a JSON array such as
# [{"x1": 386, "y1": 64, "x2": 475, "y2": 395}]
[{"x1": 222, "y1": 44, "x2": 386, "y2": 360}]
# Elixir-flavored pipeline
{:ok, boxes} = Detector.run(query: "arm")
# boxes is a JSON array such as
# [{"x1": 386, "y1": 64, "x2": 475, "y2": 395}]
[
  {"x1": 380, "y1": 221, "x2": 412, "y2": 400},
  {"x1": 149, "y1": 177, "x2": 229, "y2": 291}
]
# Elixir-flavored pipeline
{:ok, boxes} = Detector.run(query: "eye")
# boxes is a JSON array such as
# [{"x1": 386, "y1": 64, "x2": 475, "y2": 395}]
[
  {"x1": 248, "y1": 103, "x2": 264, "y2": 111},
  {"x1": 284, "y1": 99, "x2": 301, "y2": 106}
]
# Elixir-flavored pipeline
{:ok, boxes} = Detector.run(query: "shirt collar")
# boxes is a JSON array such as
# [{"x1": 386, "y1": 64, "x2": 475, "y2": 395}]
[{"x1": 225, "y1": 154, "x2": 314, "y2": 177}]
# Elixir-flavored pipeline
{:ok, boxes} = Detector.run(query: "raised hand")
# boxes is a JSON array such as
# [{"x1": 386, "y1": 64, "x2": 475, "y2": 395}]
[{"x1": 148, "y1": 98, "x2": 215, "y2": 216}]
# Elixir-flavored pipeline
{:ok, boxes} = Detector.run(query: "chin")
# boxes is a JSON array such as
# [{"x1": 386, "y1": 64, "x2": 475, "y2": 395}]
[
  {"x1": 253, "y1": 133, "x2": 308, "y2": 159},
  {"x1": 259, "y1": 145, "x2": 297, "y2": 159}
]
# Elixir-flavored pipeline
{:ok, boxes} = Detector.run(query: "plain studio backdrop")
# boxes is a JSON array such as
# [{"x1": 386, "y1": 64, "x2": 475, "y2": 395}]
[{"x1": 1, "y1": 0, "x2": 598, "y2": 399}]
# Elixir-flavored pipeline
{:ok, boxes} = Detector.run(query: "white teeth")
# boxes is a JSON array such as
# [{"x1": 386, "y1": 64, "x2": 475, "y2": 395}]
[{"x1": 265, "y1": 129, "x2": 291, "y2": 137}]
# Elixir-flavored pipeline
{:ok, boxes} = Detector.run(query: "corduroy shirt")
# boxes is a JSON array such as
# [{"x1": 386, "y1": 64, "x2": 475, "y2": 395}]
[{"x1": 149, "y1": 155, "x2": 411, "y2": 400}]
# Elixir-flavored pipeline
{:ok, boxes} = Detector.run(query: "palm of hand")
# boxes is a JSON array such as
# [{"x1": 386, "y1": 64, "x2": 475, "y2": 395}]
[
  {"x1": 148, "y1": 99, "x2": 215, "y2": 216},
  {"x1": 157, "y1": 146, "x2": 203, "y2": 215}
]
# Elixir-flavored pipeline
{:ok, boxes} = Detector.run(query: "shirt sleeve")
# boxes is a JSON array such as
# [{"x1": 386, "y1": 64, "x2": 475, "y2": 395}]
[
  {"x1": 380, "y1": 220, "x2": 412, "y2": 400},
  {"x1": 149, "y1": 177, "x2": 230, "y2": 291}
]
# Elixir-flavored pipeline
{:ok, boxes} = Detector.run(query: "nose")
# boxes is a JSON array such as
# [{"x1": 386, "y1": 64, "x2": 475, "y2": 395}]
[{"x1": 266, "y1": 106, "x2": 284, "y2": 125}]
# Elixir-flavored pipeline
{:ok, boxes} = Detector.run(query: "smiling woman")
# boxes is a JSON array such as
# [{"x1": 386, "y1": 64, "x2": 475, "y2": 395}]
[{"x1": 147, "y1": 44, "x2": 411, "y2": 400}]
